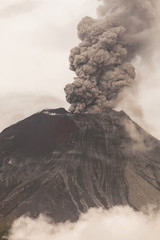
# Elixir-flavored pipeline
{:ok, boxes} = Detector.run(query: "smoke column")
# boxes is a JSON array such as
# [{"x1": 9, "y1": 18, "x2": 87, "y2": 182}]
[{"x1": 64, "y1": 0, "x2": 157, "y2": 113}]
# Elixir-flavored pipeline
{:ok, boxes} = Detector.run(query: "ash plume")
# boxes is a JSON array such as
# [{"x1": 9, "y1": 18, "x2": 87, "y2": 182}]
[{"x1": 64, "y1": 0, "x2": 157, "y2": 113}]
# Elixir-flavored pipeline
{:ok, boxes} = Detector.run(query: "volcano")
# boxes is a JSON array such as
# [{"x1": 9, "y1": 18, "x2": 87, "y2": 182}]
[{"x1": 0, "y1": 108, "x2": 160, "y2": 236}]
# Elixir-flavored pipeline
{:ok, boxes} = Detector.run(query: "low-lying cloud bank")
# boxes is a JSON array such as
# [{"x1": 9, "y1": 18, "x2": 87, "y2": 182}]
[{"x1": 7, "y1": 206, "x2": 160, "y2": 240}]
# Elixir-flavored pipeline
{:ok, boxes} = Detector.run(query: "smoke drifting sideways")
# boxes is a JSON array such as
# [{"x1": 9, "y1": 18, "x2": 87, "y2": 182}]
[
  {"x1": 64, "y1": 0, "x2": 158, "y2": 114},
  {"x1": 7, "y1": 206, "x2": 160, "y2": 240}
]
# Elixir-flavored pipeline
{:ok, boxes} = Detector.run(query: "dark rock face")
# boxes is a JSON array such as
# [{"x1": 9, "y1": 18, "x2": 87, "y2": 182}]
[{"x1": 0, "y1": 108, "x2": 160, "y2": 225}]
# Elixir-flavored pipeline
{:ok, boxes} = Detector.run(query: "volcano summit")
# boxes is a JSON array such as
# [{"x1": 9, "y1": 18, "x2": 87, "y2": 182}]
[{"x1": 0, "y1": 108, "x2": 160, "y2": 238}]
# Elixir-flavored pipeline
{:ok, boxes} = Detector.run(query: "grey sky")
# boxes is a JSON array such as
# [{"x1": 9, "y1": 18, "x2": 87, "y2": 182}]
[
  {"x1": 0, "y1": 0, "x2": 98, "y2": 130},
  {"x1": 0, "y1": 0, "x2": 160, "y2": 140}
]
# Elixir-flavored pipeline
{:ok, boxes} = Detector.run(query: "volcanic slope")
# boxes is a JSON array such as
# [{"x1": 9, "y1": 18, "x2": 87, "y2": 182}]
[{"x1": 0, "y1": 108, "x2": 160, "y2": 230}]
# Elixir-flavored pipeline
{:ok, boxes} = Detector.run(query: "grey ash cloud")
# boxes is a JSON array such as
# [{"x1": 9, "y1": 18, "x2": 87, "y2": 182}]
[{"x1": 64, "y1": 0, "x2": 157, "y2": 114}]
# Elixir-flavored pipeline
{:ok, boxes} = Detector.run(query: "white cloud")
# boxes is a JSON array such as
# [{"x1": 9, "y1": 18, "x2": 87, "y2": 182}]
[{"x1": 8, "y1": 206, "x2": 160, "y2": 240}]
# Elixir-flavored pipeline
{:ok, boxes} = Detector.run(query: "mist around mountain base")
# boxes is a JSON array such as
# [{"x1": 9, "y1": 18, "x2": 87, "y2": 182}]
[{"x1": 8, "y1": 206, "x2": 160, "y2": 240}]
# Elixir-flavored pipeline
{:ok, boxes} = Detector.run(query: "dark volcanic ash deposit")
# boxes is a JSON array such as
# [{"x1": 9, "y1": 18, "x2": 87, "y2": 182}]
[{"x1": 0, "y1": 108, "x2": 160, "y2": 228}]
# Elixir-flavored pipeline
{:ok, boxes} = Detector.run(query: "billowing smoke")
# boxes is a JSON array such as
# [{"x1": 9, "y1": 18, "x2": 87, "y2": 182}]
[
  {"x1": 64, "y1": 0, "x2": 157, "y2": 113},
  {"x1": 7, "y1": 206, "x2": 160, "y2": 240}
]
